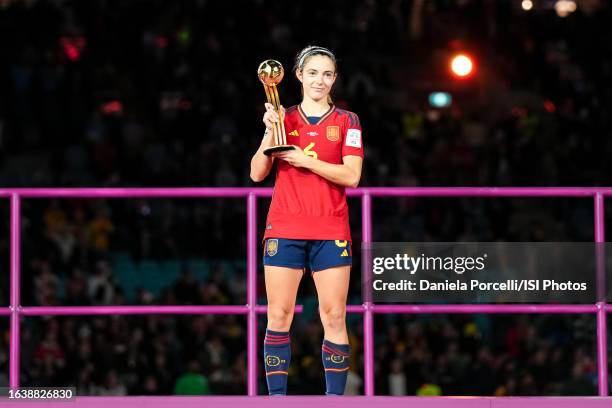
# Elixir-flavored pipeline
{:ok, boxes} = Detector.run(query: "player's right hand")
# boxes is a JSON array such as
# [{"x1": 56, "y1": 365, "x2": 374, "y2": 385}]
[{"x1": 263, "y1": 103, "x2": 285, "y2": 130}]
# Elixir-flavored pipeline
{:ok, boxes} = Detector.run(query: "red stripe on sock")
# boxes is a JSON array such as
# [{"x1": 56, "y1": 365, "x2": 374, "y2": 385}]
[
  {"x1": 325, "y1": 367, "x2": 349, "y2": 372},
  {"x1": 322, "y1": 344, "x2": 349, "y2": 356},
  {"x1": 322, "y1": 345, "x2": 350, "y2": 357},
  {"x1": 266, "y1": 371, "x2": 288, "y2": 376}
]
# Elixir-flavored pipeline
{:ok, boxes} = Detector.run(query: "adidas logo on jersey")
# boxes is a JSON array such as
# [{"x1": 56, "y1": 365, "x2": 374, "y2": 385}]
[{"x1": 289, "y1": 130, "x2": 299, "y2": 137}]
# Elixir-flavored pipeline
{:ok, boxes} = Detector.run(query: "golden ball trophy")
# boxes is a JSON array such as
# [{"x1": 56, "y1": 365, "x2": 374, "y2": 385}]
[{"x1": 257, "y1": 60, "x2": 295, "y2": 156}]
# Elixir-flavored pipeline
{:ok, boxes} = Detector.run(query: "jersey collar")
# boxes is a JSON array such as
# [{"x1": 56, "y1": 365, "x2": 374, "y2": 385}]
[{"x1": 297, "y1": 104, "x2": 336, "y2": 126}]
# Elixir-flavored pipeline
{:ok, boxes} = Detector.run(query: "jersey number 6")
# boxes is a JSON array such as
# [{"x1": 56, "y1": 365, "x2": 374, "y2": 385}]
[{"x1": 304, "y1": 142, "x2": 318, "y2": 160}]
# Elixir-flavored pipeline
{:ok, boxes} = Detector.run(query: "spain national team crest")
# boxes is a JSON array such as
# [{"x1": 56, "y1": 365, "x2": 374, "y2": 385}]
[
  {"x1": 265, "y1": 354, "x2": 281, "y2": 366},
  {"x1": 266, "y1": 239, "x2": 278, "y2": 256},
  {"x1": 330, "y1": 355, "x2": 346, "y2": 363},
  {"x1": 326, "y1": 126, "x2": 340, "y2": 142}
]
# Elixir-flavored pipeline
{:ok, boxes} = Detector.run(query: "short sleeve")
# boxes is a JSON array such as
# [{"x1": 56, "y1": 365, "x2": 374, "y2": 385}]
[{"x1": 341, "y1": 111, "x2": 364, "y2": 158}]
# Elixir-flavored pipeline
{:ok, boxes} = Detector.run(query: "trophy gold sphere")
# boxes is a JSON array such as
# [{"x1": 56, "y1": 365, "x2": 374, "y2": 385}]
[{"x1": 258, "y1": 60, "x2": 284, "y2": 86}]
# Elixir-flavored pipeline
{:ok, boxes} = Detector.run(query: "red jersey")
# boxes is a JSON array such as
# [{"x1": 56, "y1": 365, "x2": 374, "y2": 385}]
[{"x1": 264, "y1": 104, "x2": 364, "y2": 241}]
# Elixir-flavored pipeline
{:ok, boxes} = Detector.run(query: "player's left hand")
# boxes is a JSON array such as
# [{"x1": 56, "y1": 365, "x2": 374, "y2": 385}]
[{"x1": 273, "y1": 145, "x2": 311, "y2": 168}]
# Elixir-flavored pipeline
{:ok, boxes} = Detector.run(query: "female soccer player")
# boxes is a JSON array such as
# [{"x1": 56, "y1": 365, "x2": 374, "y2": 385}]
[{"x1": 250, "y1": 45, "x2": 364, "y2": 396}]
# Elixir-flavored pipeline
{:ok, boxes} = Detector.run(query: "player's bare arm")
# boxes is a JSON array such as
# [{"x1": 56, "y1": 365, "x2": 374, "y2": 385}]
[
  {"x1": 250, "y1": 103, "x2": 285, "y2": 182},
  {"x1": 275, "y1": 148, "x2": 362, "y2": 188}
]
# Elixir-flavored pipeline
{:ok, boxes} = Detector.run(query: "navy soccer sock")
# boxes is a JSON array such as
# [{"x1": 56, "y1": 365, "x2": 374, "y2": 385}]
[
  {"x1": 321, "y1": 339, "x2": 350, "y2": 395},
  {"x1": 264, "y1": 329, "x2": 291, "y2": 395}
]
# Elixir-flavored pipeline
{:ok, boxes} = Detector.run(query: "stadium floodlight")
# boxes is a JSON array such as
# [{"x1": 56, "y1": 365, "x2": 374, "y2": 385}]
[
  {"x1": 522, "y1": 0, "x2": 533, "y2": 11},
  {"x1": 450, "y1": 53, "x2": 475, "y2": 79}
]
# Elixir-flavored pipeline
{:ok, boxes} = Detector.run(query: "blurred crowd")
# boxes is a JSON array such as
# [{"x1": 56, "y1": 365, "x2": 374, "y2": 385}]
[
  {"x1": 372, "y1": 314, "x2": 597, "y2": 396},
  {"x1": 0, "y1": 0, "x2": 610, "y2": 396},
  {"x1": 0, "y1": 0, "x2": 611, "y2": 189}
]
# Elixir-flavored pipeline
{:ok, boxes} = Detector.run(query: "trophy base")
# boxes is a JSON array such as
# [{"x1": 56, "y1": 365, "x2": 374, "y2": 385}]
[{"x1": 264, "y1": 145, "x2": 295, "y2": 156}]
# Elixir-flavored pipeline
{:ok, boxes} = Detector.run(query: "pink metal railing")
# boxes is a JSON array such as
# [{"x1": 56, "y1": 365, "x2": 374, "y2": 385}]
[{"x1": 2, "y1": 187, "x2": 611, "y2": 396}]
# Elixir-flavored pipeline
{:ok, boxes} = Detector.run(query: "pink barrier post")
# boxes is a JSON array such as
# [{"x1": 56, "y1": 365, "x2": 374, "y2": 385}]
[
  {"x1": 247, "y1": 193, "x2": 258, "y2": 396},
  {"x1": 9, "y1": 193, "x2": 21, "y2": 388},
  {"x1": 361, "y1": 191, "x2": 375, "y2": 396},
  {"x1": 594, "y1": 193, "x2": 608, "y2": 395}
]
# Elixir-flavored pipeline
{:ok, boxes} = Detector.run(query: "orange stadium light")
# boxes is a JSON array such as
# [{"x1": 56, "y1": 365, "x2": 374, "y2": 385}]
[{"x1": 450, "y1": 53, "x2": 475, "y2": 79}]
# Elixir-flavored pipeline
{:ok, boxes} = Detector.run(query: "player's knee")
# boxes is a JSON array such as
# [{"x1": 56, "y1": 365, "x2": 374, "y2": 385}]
[
  {"x1": 267, "y1": 306, "x2": 294, "y2": 330},
  {"x1": 320, "y1": 306, "x2": 346, "y2": 331}
]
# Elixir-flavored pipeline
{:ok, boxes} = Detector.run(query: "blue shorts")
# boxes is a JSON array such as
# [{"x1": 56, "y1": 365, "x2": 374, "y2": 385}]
[{"x1": 263, "y1": 239, "x2": 352, "y2": 272}]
